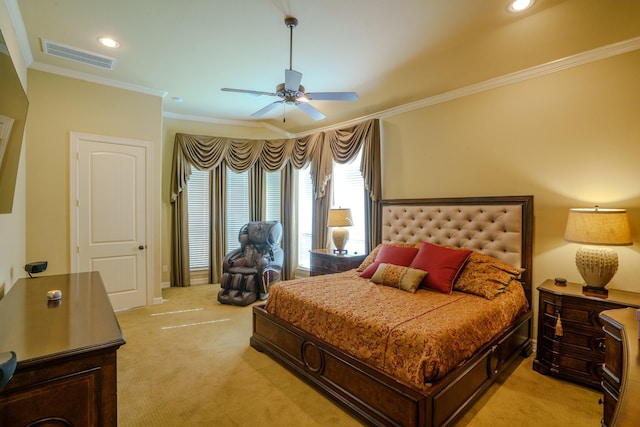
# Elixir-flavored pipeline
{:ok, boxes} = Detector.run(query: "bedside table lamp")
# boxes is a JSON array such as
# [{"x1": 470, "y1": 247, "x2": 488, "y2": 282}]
[
  {"x1": 564, "y1": 206, "x2": 632, "y2": 295},
  {"x1": 328, "y1": 208, "x2": 353, "y2": 254}
]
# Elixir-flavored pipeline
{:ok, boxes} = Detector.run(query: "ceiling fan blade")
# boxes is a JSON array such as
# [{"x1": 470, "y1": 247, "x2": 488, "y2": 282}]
[
  {"x1": 296, "y1": 102, "x2": 325, "y2": 121},
  {"x1": 221, "y1": 88, "x2": 277, "y2": 97},
  {"x1": 251, "y1": 101, "x2": 284, "y2": 118},
  {"x1": 306, "y1": 92, "x2": 358, "y2": 101},
  {"x1": 284, "y1": 69, "x2": 303, "y2": 92}
]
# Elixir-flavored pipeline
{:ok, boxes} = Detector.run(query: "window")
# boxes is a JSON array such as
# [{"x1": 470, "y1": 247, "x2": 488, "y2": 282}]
[
  {"x1": 297, "y1": 166, "x2": 314, "y2": 269},
  {"x1": 296, "y1": 149, "x2": 366, "y2": 270},
  {"x1": 331, "y1": 151, "x2": 365, "y2": 255},
  {"x1": 265, "y1": 171, "x2": 281, "y2": 222},
  {"x1": 222, "y1": 168, "x2": 281, "y2": 254},
  {"x1": 187, "y1": 168, "x2": 210, "y2": 270},
  {"x1": 225, "y1": 168, "x2": 250, "y2": 253}
]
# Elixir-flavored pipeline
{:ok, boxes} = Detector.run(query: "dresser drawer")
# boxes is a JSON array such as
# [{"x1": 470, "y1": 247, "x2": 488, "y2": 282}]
[
  {"x1": 602, "y1": 319, "x2": 624, "y2": 386},
  {"x1": 601, "y1": 378, "x2": 618, "y2": 426}
]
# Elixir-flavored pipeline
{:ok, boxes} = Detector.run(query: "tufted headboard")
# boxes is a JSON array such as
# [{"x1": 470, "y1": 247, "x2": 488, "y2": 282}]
[{"x1": 378, "y1": 196, "x2": 534, "y2": 303}]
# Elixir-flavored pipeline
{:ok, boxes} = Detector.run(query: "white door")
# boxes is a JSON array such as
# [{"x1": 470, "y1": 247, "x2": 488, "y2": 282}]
[{"x1": 71, "y1": 132, "x2": 150, "y2": 310}]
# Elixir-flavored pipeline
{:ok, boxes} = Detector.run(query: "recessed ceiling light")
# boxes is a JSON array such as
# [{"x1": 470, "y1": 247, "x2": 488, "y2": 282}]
[
  {"x1": 508, "y1": 0, "x2": 535, "y2": 12},
  {"x1": 97, "y1": 37, "x2": 120, "y2": 48}
]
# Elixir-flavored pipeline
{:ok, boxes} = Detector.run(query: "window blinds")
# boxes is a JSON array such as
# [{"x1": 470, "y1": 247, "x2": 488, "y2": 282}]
[{"x1": 187, "y1": 168, "x2": 210, "y2": 270}]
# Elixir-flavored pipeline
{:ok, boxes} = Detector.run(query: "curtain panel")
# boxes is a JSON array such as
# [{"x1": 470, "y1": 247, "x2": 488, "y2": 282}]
[{"x1": 170, "y1": 118, "x2": 380, "y2": 287}]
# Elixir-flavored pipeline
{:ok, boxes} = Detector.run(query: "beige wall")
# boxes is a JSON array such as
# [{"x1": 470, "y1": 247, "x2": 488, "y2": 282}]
[
  {"x1": 25, "y1": 70, "x2": 164, "y2": 300},
  {"x1": 381, "y1": 49, "x2": 640, "y2": 323},
  {"x1": 0, "y1": 4, "x2": 27, "y2": 296}
]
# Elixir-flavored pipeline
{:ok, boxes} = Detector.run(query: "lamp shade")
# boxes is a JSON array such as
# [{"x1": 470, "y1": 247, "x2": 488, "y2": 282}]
[
  {"x1": 328, "y1": 208, "x2": 353, "y2": 227},
  {"x1": 564, "y1": 207, "x2": 632, "y2": 292},
  {"x1": 564, "y1": 207, "x2": 632, "y2": 246}
]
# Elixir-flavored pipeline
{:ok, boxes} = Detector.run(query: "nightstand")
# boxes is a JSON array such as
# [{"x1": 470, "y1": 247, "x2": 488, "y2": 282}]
[
  {"x1": 309, "y1": 249, "x2": 367, "y2": 276},
  {"x1": 533, "y1": 279, "x2": 640, "y2": 389}
]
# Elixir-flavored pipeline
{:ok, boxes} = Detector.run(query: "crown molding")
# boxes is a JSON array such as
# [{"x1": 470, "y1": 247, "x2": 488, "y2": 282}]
[
  {"x1": 4, "y1": 0, "x2": 32, "y2": 66},
  {"x1": 29, "y1": 61, "x2": 167, "y2": 98},
  {"x1": 377, "y1": 36, "x2": 640, "y2": 120},
  {"x1": 162, "y1": 112, "x2": 294, "y2": 138}
]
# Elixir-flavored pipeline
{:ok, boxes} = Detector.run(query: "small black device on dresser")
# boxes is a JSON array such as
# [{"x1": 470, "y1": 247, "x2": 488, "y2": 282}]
[
  {"x1": 310, "y1": 249, "x2": 367, "y2": 276},
  {"x1": 533, "y1": 279, "x2": 640, "y2": 390}
]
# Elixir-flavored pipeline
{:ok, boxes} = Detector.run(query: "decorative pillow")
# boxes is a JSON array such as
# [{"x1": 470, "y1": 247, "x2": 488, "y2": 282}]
[
  {"x1": 359, "y1": 245, "x2": 419, "y2": 278},
  {"x1": 454, "y1": 252, "x2": 525, "y2": 300},
  {"x1": 370, "y1": 263, "x2": 427, "y2": 293},
  {"x1": 356, "y1": 243, "x2": 418, "y2": 272},
  {"x1": 409, "y1": 242, "x2": 472, "y2": 294}
]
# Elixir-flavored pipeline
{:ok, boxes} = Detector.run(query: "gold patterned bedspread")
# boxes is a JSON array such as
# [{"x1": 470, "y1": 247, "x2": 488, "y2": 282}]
[{"x1": 264, "y1": 270, "x2": 529, "y2": 391}]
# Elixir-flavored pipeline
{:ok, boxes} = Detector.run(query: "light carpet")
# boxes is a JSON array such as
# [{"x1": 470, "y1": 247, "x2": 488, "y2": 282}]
[{"x1": 116, "y1": 284, "x2": 602, "y2": 426}]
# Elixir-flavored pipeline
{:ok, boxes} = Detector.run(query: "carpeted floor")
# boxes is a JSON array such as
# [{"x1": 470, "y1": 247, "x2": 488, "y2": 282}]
[{"x1": 116, "y1": 284, "x2": 602, "y2": 426}]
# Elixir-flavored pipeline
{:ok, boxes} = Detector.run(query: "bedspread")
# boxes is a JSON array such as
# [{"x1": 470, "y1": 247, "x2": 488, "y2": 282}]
[{"x1": 264, "y1": 270, "x2": 529, "y2": 391}]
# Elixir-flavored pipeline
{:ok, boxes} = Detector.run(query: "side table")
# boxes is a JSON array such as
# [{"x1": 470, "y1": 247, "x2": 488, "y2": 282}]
[{"x1": 310, "y1": 249, "x2": 367, "y2": 276}]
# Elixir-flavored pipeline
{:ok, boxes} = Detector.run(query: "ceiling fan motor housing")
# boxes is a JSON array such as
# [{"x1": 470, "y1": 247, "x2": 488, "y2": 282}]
[
  {"x1": 285, "y1": 17, "x2": 298, "y2": 29},
  {"x1": 276, "y1": 83, "x2": 306, "y2": 103}
]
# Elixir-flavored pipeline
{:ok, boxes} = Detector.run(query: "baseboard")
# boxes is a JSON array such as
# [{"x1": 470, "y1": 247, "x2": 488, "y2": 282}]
[{"x1": 161, "y1": 281, "x2": 170, "y2": 289}]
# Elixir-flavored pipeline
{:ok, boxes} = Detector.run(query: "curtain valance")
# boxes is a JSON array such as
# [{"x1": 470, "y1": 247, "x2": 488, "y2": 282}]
[{"x1": 170, "y1": 118, "x2": 380, "y2": 287}]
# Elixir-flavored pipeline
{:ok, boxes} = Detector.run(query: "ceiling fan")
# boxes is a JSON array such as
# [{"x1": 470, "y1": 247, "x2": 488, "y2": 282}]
[{"x1": 221, "y1": 16, "x2": 358, "y2": 121}]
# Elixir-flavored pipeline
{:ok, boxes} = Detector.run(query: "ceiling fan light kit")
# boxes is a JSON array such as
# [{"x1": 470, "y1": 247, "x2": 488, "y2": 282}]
[{"x1": 221, "y1": 16, "x2": 358, "y2": 121}]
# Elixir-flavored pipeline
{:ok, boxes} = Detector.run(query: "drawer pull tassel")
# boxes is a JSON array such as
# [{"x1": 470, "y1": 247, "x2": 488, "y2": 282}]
[{"x1": 555, "y1": 311, "x2": 563, "y2": 337}]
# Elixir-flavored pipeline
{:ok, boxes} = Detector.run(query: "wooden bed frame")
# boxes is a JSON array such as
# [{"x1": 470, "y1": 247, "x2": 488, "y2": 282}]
[{"x1": 250, "y1": 195, "x2": 534, "y2": 427}]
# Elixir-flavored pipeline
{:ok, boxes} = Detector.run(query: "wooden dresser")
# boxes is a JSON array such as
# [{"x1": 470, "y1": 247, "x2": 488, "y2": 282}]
[
  {"x1": 599, "y1": 308, "x2": 640, "y2": 427},
  {"x1": 533, "y1": 280, "x2": 640, "y2": 389},
  {"x1": 310, "y1": 249, "x2": 367, "y2": 276},
  {"x1": 0, "y1": 272, "x2": 126, "y2": 426}
]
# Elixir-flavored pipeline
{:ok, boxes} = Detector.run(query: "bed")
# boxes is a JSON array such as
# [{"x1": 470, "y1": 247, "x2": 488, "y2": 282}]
[{"x1": 250, "y1": 195, "x2": 534, "y2": 427}]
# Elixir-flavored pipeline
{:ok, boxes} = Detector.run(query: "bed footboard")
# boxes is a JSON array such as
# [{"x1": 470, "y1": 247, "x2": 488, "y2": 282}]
[{"x1": 251, "y1": 304, "x2": 532, "y2": 427}]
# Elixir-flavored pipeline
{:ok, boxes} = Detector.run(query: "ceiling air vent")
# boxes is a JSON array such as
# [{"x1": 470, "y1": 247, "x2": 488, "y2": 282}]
[{"x1": 42, "y1": 39, "x2": 116, "y2": 70}]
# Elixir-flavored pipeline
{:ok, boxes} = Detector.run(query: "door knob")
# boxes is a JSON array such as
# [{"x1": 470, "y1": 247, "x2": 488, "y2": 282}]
[{"x1": 138, "y1": 245, "x2": 145, "y2": 250}]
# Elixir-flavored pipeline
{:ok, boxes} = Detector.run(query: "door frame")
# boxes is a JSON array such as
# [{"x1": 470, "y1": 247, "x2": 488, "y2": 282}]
[{"x1": 69, "y1": 131, "x2": 154, "y2": 307}]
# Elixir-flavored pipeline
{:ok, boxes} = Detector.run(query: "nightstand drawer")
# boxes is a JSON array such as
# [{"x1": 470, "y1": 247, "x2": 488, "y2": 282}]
[
  {"x1": 540, "y1": 293, "x2": 622, "y2": 332},
  {"x1": 538, "y1": 343, "x2": 603, "y2": 383},
  {"x1": 310, "y1": 250, "x2": 367, "y2": 276},
  {"x1": 540, "y1": 321, "x2": 606, "y2": 355}
]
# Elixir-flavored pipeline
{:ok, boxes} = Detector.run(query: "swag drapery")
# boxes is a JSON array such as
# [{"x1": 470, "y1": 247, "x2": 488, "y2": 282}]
[{"x1": 170, "y1": 118, "x2": 381, "y2": 287}]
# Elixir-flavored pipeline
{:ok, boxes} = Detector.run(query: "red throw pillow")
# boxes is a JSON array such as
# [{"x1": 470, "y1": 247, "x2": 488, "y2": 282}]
[
  {"x1": 410, "y1": 242, "x2": 472, "y2": 294},
  {"x1": 360, "y1": 245, "x2": 419, "y2": 279}
]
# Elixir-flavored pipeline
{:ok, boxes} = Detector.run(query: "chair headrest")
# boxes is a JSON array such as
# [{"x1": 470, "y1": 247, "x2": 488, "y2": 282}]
[{"x1": 239, "y1": 221, "x2": 282, "y2": 248}]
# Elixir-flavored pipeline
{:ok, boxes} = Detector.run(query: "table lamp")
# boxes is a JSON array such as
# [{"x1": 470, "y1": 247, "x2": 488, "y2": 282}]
[
  {"x1": 564, "y1": 206, "x2": 632, "y2": 295},
  {"x1": 328, "y1": 208, "x2": 353, "y2": 254}
]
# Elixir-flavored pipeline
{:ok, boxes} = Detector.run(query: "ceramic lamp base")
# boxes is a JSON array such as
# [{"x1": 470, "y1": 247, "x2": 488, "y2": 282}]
[
  {"x1": 332, "y1": 227, "x2": 349, "y2": 254},
  {"x1": 575, "y1": 245, "x2": 618, "y2": 289}
]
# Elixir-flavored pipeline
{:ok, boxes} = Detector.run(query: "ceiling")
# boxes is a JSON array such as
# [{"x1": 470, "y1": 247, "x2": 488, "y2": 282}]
[{"x1": 11, "y1": 0, "x2": 640, "y2": 135}]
